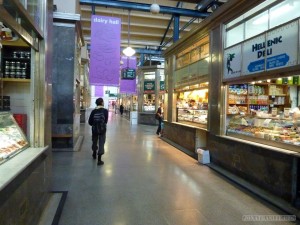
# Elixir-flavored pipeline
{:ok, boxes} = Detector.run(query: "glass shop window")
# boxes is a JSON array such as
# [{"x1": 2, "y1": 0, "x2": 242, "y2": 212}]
[
  {"x1": 245, "y1": 11, "x2": 268, "y2": 39},
  {"x1": 269, "y1": 0, "x2": 300, "y2": 28},
  {"x1": 225, "y1": 24, "x2": 244, "y2": 48}
]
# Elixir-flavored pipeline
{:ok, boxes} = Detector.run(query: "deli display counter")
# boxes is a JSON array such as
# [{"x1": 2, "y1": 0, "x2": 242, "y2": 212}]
[
  {"x1": 0, "y1": 112, "x2": 29, "y2": 164},
  {"x1": 227, "y1": 110, "x2": 300, "y2": 152},
  {"x1": 175, "y1": 84, "x2": 209, "y2": 129},
  {"x1": 177, "y1": 108, "x2": 207, "y2": 128},
  {"x1": 225, "y1": 78, "x2": 300, "y2": 152}
]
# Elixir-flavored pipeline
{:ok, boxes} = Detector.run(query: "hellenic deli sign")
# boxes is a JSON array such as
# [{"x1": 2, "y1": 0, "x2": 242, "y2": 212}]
[{"x1": 224, "y1": 20, "x2": 298, "y2": 79}]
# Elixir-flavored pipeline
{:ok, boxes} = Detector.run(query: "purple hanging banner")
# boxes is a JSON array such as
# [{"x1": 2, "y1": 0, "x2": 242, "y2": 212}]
[
  {"x1": 120, "y1": 56, "x2": 137, "y2": 94},
  {"x1": 95, "y1": 85, "x2": 104, "y2": 97},
  {"x1": 90, "y1": 15, "x2": 121, "y2": 86}
]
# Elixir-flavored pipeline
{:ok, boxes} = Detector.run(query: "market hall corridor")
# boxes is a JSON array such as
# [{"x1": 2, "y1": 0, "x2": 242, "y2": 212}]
[{"x1": 48, "y1": 109, "x2": 297, "y2": 225}]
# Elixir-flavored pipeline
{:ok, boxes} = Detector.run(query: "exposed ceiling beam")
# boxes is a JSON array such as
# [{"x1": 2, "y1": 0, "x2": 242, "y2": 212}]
[
  {"x1": 87, "y1": 43, "x2": 163, "y2": 55},
  {"x1": 80, "y1": 6, "x2": 198, "y2": 22},
  {"x1": 169, "y1": 0, "x2": 202, "y2": 3},
  {"x1": 196, "y1": 0, "x2": 217, "y2": 11},
  {"x1": 79, "y1": 0, "x2": 210, "y2": 18}
]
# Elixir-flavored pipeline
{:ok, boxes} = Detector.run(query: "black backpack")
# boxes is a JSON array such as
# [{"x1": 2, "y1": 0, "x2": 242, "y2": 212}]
[{"x1": 92, "y1": 109, "x2": 106, "y2": 135}]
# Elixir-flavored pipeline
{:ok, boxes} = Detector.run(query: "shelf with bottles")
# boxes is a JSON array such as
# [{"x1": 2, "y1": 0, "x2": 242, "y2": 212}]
[
  {"x1": 227, "y1": 79, "x2": 293, "y2": 115},
  {"x1": 268, "y1": 84, "x2": 288, "y2": 95},
  {"x1": 2, "y1": 46, "x2": 31, "y2": 80},
  {"x1": 228, "y1": 84, "x2": 248, "y2": 105},
  {"x1": 228, "y1": 94, "x2": 248, "y2": 105}
]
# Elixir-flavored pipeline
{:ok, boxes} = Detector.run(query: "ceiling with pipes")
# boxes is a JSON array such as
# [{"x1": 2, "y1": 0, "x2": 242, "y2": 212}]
[{"x1": 79, "y1": 0, "x2": 228, "y2": 58}]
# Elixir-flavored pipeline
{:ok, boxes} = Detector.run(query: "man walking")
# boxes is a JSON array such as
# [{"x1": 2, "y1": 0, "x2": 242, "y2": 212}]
[{"x1": 88, "y1": 98, "x2": 108, "y2": 165}]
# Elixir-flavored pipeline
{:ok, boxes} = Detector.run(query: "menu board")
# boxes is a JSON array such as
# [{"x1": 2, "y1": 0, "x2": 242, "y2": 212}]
[{"x1": 121, "y1": 68, "x2": 136, "y2": 79}]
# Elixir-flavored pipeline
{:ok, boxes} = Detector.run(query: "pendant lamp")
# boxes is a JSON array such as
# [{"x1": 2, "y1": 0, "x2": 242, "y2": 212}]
[
  {"x1": 123, "y1": 10, "x2": 135, "y2": 57},
  {"x1": 150, "y1": 0, "x2": 160, "y2": 14}
]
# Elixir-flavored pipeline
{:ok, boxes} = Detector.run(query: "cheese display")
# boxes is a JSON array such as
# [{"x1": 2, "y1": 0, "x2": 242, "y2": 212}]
[
  {"x1": 227, "y1": 114, "x2": 300, "y2": 146},
  {"x1": 0, "y1": 112, "x2": 29, "y2": 164},
  {"x1": 176, "y1": 87, "x2": 208, "y2": 127},
  {"x1": 178, "y1": 108, "x2": 208, "y2": 125}
]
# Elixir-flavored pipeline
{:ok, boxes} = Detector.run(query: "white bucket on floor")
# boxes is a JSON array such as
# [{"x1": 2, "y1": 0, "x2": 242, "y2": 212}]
[{"x1": 197, "y1": 148, "x2": 210, "y2": 164}]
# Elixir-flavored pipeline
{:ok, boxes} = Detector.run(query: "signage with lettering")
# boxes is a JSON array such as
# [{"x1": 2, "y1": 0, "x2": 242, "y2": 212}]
[
  {"x1": 160, "y1": 81, "x2": 165, "y2": 91},
  {"x1": 120, "y1": 56, "x2": 137, "y2": 94},
  {"x1": 121, "y1": 68, "x2": 136, "y2": 79},
  {"x1": 90, "y1": 16, "x2": 121, "y2": 86},
  {"x1": 242, "y1": 34, "x2": 266, "y2": 75},
  {"x1": 243, "y1": 21, "x2": 298, "y2": 74},
  {"x1": 224, "y1": 19, "x2": 299, "y2": 79},
  {"x1": 266, "y1": 21, "x2": 298, "y2": 71},
  {"x1": 144, "y1": 81, "x2": 155, "y2": 93}
]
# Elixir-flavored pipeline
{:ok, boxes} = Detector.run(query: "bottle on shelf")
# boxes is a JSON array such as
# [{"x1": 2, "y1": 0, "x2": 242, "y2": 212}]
[
  {"x1": 12, "y1": 51, "x2": 18, "y2": 58},
  {"x1": 21, "y1": 62, "x2": 27, "y2": 79},
  {"x1": 15, "y1": 61, "x2": 21, "y2": 78},
  {"x1": 4, "y1": 61, "x2": 10, "y2": 78}
]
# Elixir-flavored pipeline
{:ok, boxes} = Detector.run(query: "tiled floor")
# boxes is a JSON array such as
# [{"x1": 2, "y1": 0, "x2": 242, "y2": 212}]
[{"x1": 49, "y1": 109, "x2": 298, "y2": 225}]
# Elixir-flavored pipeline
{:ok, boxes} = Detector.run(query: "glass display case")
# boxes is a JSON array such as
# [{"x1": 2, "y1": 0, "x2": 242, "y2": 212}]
[
  {"x1": 225, "y1": 77, "x2": 300, "y2": 151},
  {"x1": 0, "y1": 112, "x2": 29, "y2": 164},
  {"x1": 177, "y1": 108, "x2": 208, "y2": 125},
  {"x1": 227, "y1": 112, "x2": 300, "y2": 147}
]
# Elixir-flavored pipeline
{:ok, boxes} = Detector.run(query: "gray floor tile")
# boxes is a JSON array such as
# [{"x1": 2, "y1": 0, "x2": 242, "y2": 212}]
[{"x1": 50, "y1": 110, "x2": 297, "y2": 225}]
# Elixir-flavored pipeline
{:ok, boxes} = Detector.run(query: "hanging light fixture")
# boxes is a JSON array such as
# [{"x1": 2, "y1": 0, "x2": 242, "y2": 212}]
[
  {"x1": 123, "y1": 10, "x2": 135, "y2": 57},
  {"x1": 150, "y1": 0, "x2": 160, "y2": 14}
]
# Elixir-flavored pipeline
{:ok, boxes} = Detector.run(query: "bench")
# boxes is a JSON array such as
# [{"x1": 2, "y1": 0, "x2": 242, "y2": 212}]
[{"x1": 52, "y1": 134, "x2": 72, "y2": 148}]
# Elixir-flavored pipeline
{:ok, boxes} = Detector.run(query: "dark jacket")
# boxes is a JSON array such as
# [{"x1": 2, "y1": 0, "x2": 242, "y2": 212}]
[
  {"x1": 156, "y1": 107, "x2": 163, "y2": 118},
  {"x1": 88, "y1": 106, "x2": 108, "y2": 126}
]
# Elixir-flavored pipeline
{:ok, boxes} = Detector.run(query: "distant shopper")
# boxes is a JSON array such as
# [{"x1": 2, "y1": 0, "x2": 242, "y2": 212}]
[
  {"x1": 88, "y1": 98, "x2": 108, "y2": 165},
  {"x1": 120, "y1": 104, "x2": 124, "y2": 116},
  {"x1": 156, "y1": 103, "x2": 164, "y2": 137}
]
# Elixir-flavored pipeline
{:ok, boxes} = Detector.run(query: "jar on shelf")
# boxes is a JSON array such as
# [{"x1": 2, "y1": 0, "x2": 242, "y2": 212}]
[
  {"x1": 19, "y1": 51, "x2": 25, "y2": 58},
  {"x1": 4, "y1": 61, "x2": 10, "y2": 78},
  {"x1": 15, "y1": 62, "x2": 21, "y2": 78},
  {"x1": 13, "y1": 51, "x2": 18, "y2": 58},
  {"x1": 25, "y1": 52, "x2": 30, "y2": 59},
  {"x1": 21, "y1": 62, "x2": 27, "y2": 79},
  {"x1": 10, "y1": 61, "x2": 16, "y2": 78}
]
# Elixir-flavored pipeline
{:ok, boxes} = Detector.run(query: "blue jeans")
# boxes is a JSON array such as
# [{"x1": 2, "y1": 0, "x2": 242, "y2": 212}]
[
  {"x1": 156, "y1": 118, "x2": 162, "y2": 134},
  {"x1": 92, "y1": 133, "x2": 106, "y2": 155}
]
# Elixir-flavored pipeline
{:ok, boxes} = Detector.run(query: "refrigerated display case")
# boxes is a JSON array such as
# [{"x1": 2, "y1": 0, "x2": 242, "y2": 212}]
[
  {"x1": 226, "y1": 111, "x2": 300, "y2": 150},
  {"x1": 177, "y1": 108, "x2": 208, "y2": 125},
  {"x1": 0, "y1": 112, "x2": 29, "y2": 164}
]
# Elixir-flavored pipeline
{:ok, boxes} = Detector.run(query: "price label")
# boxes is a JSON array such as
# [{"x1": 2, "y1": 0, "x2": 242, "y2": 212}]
[{"x1": 263, "y1": 119, "x2": 272, "y2": 127}]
